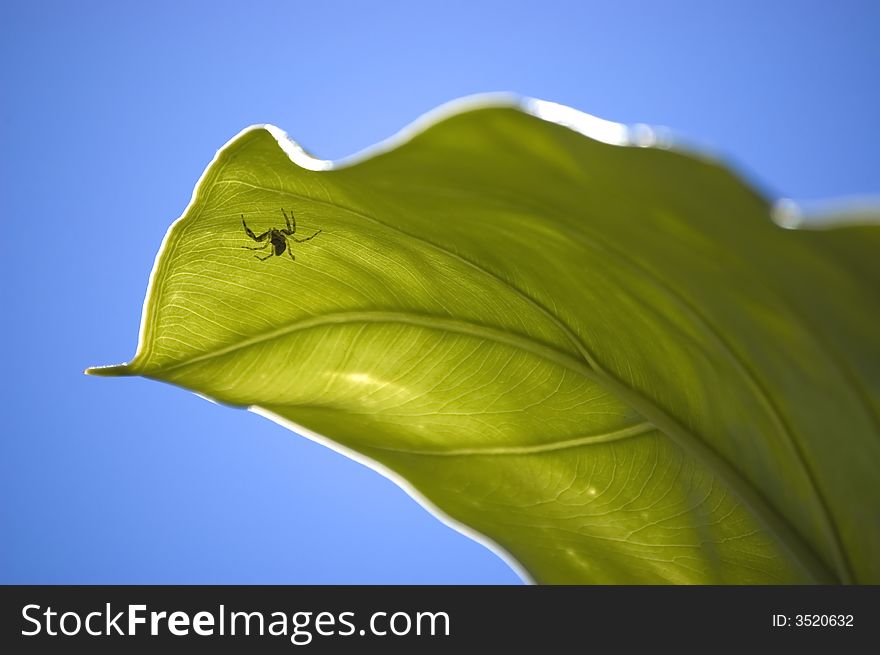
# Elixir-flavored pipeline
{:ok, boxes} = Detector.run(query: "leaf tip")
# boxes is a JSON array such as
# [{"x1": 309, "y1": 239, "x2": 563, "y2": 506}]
[{"x1": 84, "y1": 363, "x2": 135, "y2": 377}]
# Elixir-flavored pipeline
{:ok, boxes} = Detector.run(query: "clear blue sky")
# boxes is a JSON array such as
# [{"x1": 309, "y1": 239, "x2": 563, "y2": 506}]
[{"x1": 1, "y1": 1, "x2": 877, "y2": 583}]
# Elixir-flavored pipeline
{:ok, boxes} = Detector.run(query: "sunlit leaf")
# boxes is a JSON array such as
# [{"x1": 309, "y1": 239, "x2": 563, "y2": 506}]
[{"x1": 88, "y1": 98, "x2": 880, "y2": 583}]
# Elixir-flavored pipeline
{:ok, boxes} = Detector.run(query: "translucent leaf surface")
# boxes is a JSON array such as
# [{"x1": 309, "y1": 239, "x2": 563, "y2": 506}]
[{"x1": 89, "y1": 98, "x2": 880, "y2": 583}]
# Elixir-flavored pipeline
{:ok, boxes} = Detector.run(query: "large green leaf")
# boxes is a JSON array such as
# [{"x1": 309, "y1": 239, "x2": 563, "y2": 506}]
[{"x1": 88, "y1": 97, "x2": 880, "y2": 584}]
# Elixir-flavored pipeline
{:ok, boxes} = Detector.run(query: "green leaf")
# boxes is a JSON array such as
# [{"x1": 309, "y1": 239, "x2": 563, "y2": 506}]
[{"x1": 88, "y1": 98, "x2": 880, "y2": 584}]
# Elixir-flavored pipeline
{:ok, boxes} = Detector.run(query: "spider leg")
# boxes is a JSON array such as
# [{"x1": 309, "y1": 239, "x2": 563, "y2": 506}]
[
  {"x1": 280, "y1": 207, "x2": 296, "y2": 234},
  {"x1": 291, "y1": 228, "x2": 322, "y2": 243},
  {"x1": 242, "y1": 216, "x2": 270, "y2": 241},
  {"x1": 242, "y1": 242, "x2": 270, "y2": 250},
  {"x1": 255, "y1": 252, "x2": 275, "y2": 261},
  {"x1": 287, "y1": 247, "x2": 296, "y2": 261}
]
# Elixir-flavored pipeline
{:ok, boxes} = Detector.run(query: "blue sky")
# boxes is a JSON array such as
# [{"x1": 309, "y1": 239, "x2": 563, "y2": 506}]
[{"x1": 1, "y1": 0, "x2": 878, "y2": 583}]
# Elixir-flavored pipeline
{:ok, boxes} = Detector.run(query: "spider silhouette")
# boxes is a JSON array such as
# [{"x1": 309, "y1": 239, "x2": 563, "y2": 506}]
[{"x1": 241, "y1": 208, "x2": 321, "y2": 261}]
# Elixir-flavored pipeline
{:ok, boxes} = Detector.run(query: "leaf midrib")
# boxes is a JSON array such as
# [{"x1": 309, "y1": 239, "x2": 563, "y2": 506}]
[{"x1": 140, "y1": 310, "x2": 601, "y2": 380}]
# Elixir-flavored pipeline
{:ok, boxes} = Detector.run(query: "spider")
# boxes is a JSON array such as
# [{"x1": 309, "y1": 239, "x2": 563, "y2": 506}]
[{"x1": 241, "y1": 208, "x2": 322, "y2": 261}]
